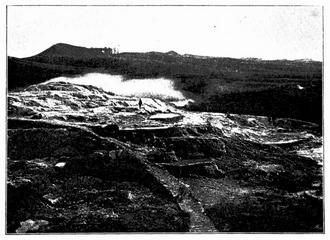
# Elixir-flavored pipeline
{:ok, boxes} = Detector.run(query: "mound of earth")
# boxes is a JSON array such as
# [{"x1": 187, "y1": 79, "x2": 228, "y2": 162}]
[{"x1": 7, "y1": 81, "x2": 323, "y2": 233}]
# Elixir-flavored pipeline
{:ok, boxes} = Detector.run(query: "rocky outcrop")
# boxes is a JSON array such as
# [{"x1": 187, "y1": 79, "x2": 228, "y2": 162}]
[
  {"x1": 7, "y1": 122, "x2": 193, "y2": 232},
  {"x1": 154, "y1": 136, "x2": 226, "y2": 159},
  {"x1": 159, "y1": 159, "x2": 225, "y2": 178},
  {"x1": 8, "y1": 127, "x2": 119, "y2": 160},
  {"x1": 7, "y1": 82, "x2": 323, "y2": 233}
]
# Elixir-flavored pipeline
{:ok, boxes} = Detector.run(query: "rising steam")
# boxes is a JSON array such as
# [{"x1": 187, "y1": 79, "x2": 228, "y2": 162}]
[{"x1": 46, "y1": 73, "x2": 186, "y2": 100}]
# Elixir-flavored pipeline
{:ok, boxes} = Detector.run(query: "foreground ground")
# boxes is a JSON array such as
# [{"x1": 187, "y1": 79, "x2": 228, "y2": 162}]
[{"x1": 7, "y1": 81, "x2": 323, "y2": 233}]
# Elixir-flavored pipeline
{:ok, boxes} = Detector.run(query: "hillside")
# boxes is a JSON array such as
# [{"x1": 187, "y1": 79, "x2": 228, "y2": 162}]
[
  {"x1": 37, "y1": 43, "x2": 116, "y2": 58},
  {"x1": 7, "y1": 81, "x2": 323, "y2": 232},
  {"x1": 8, "y1": 43, "x2": 323, "y2": 123}
]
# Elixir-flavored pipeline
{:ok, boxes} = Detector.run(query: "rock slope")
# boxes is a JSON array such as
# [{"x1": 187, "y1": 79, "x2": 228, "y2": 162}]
[{"x1": 7, "y1": 81, "x2": 323, "y2": 233}]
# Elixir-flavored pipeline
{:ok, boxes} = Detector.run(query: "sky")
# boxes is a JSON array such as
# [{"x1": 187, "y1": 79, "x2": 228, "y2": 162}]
[{"x1": 7, "y1": 6, "x2": 322, "y2": 60}]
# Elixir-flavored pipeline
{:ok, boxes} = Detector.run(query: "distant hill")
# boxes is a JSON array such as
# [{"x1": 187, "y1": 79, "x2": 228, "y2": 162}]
[
  {"x1": 19, "y1": 43, "x2": 322, "y2": 85},
  {"x1": 8, "y1": 43, "x2": 323, "y2": 124},
  {"x1": 36, "y1": 43, "x2": 116, "y2": 59}
]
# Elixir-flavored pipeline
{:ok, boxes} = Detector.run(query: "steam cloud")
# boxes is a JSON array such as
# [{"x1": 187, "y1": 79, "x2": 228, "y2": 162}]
[{"x1": 47, "y1": 73, "x2": 186, "y2": 100}]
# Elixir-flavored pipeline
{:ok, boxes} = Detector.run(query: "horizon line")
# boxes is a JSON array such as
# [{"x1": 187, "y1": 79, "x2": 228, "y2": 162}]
[{"x1": 8, "y1": 42, "x2": 323, "y2": 62}]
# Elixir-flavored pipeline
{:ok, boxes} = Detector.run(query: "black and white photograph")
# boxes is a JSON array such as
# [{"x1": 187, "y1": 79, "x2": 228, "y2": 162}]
[{"x1": 2, "y1": 1, "x2": 326, "y2": 235}]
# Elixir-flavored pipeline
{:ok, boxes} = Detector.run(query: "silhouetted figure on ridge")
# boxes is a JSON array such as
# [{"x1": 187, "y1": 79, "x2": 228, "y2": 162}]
[
  {"x1": 138, "y1": 98, "x2": 143, "y2": 109},
  {"x1": 267, "y1": 115, "x2": 276, "y2": 125}
]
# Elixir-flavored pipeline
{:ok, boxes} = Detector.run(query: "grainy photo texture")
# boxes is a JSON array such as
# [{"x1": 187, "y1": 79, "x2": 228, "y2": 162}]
[{"x1": 6, "y1": 5, "x2": 323, "y2": 233}]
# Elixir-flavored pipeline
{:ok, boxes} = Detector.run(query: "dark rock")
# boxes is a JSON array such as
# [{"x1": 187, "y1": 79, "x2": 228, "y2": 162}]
[
  {"x1": 8, "y1": 105, "x2": 38, "y2": 117},
  {"x1": 8, "y1": 118, "x2": 67, "y2": 130},
  {"x1": 90, "y1": 123, "x2": 120, "y2": 137},
  {"x1": 160, "y1": 159, "x2": 216, "y2": 177},
  {"x1": 147, "y1": 149, "x2": 178, "y2": 163},
  {"x1": 155, "y1": 136, "x2": 226, "y2": 159},
  {"x1": 87, "y1": 116, "x2": 100, "y2": 122},
  {"x1": 65, "y1": 115, "x2": 86, "y2": 122},
  {"x1": 275, "y1": 118, "x2": 320, "y2": 132},
  {"x1": 7, "y1": 127, "x2": 118, "y2": 160},
  {"x1": 62, "y1": 149, "x2": 148, "y2": 182},
  {"x1": 117, "y1": 126, "x2": 189, "y2": 145},
  {"x1": 30, "y1": 113, "x2": 43, "y2": 119},
  {"x1": 202, "y1": 164, "x2": 226, "y2": 178},
  {"x1": 7, "y1": 180, "x2": 45, "y2": 233},
  {"x1": 114, "y1": 190, "x2": 135, "y2": 204}
]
